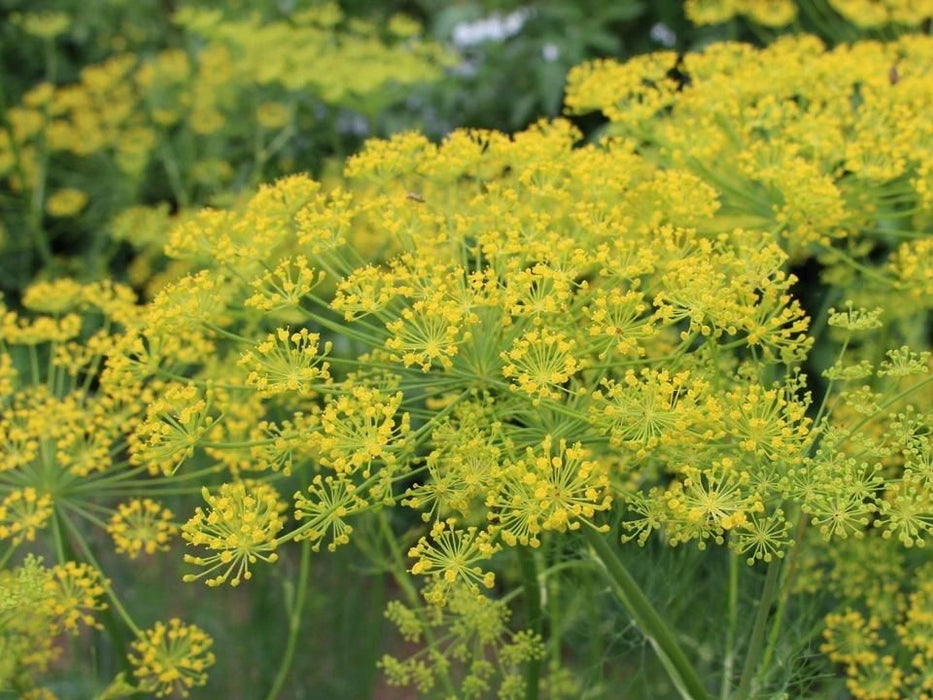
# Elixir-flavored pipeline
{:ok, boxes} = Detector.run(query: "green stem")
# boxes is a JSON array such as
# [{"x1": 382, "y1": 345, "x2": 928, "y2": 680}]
[
  {"x1": 60, "y1": 510, "x2": 141, "y2": 637},
  {"x1": 842, "y1": 373, "x2": 933, "y2": 441},
  {"x1": 720, "y1": 551, "x2": 740, "y2": 700},
  {"x1": 377, "y1": 511, "x2": 457, "y2": 697},
  {"x1": 53, "y1": 511, "x2": 68, "y2": 564},
  {"x1": 757, "y1": 515, "x2": 809, "y2": 686},
  {"x1": 158, "y1": 143, "x2": 189, "y2": 208},
  {"x1": 517, "y1": 547, "x2": 543, "y2": 700},
  {"x1": 0, "y1": 540, "x2": 19, "y2": 568},
  {"x1": 582, "y1": 527, "x2": 710, "y2": 700},
  {"x1": 735, "y1": 558, "x2": 782, "y2": 700},
  {"x1": 265, "y1": 539, "x2": 312, "y2": 700}
]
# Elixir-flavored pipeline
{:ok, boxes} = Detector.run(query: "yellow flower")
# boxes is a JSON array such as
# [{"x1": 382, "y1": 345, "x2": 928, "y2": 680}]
[
  {"x1": 501, "y1": 327, "x2": 585, "y2": 403},
  {"x1": 128, "y1": 619, "x2": 215, "y2": 698},
  {"x1": 408, "y1": 520, "x2": 501, "y2": 605},
  {"x1": 181, "y1": 482, "x2": 286, "y2": 587},
  {"x1": 685, "y1": 0, "x2": 738, "y2": 24},
  {"x1": 108, "y1": 499, "x2": 178, "y2": 559},
  {"x1": 0, "y1": 352, "x2": 16, "y2": 397},
  {"x1": 293, "y1": 474, "x2": 367, "y2": 552},
  {"x1": 487, "y1": 437, "x2": 612, "y2": 547},
  {"x1": 18, "y1": 11, "x2": 70, "y2": 39},
  {"x1": 44, "y1": 561, "x2": 107, "y2": 633},
  {"x1": 256, "y1": 101, "x2": 291, "y2": 129},
  {"x1": 239, "y1": 327, "x2": 332, "y2": 395},
  {"x1": 45, "y1": 188, "x2": 88, "y2": 217},
  {"x1": 315, "y1": 386, "x2": 411, "y2": 477},
  {"x1": 0, "y1": 487, "x2": 53, "y2": 543}
]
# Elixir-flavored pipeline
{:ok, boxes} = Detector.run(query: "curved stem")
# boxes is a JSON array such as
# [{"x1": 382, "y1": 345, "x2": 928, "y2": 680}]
[
  {"x1": 582, "y1": 527, "x2": 710, "y2": 700},
  {"x1": 266, "y1": 539, "x2": 312, "y2": 700}
]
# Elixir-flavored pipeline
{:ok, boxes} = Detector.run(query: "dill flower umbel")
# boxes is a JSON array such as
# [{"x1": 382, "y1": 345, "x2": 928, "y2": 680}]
[
  {"x1": 181, "y1": 482, "x2": 287, "y2": 587},
  {"x1": 408, "y1": 520, "x2": 502, "y2": 604},
  {"x1": 239, "y1": 327, "x2": 333, "y2": 395},
  {"x1": 44, "y1": 561, "x2": 108, "y2": 633},
  {"x1": 314, "y1": 386, "x2": 411, "y2": 477},
  {"x1": 0, "y1": 488, "x2": 53, "y2": 543},
  {"x1": 501, "y1": 328, "x2": 585, "y2": 403},
  {"x1": 128, "y1": 619, "x2": 216, "y2": 698},
  {"x1": 130, "y1": 382, "x2": 218, "y2": 475},
  {"x1": 293, "y1": 474, "x2": 368, "y2": 552},
  {"x1": 45, "y1": 188, "x2": 88, "y2": 217},
  {"x1": 244, "y1": 256, "x2": 326, "y2": 312},
  {"x1": 487, "y1": 437, "x2": 612, "y2": 547},
  {"x1": 108, "y1": 498, "x2": 179, "y2": 559}
]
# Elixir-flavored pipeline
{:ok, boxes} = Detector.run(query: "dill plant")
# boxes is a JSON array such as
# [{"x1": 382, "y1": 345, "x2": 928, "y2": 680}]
[
  {"x1": 0, "y1": 20, "x2": 932, "y2": 700},
  {"x1": 0, "y1": 3, "x2": 448, "y2": 292}
]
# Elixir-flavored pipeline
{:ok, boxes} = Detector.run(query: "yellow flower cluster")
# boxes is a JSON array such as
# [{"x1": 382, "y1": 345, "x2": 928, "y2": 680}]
[
  {"x1": 134, "y1": 28, "x2": 930, "y2": 602},
  {"x1": 173, "y1": 5, "x2": 450, "y2": 107},
  {"x1": 45, "y1": 187, "x2": 88, "y2": 217},
  {"x1": 181, "y1": 481, "x2": 286, "y2": 587},
  {"x1": 108, "y1": 498, "x2": 178, "y2": 559},
  {"x1": 314, "y1": 386, "x2": 411, "y2": 478},
  {"x1": 293, "y1": 474, "x2": 367, "y2": 553},
  {"x1": 822, "y1": 575, "x2": 933, "y2": 699},
  {"x1": 487, "y1": 437, "x2": 612, "y2": 547},
  {"x1": 240, "y1": 328, "x2": 332, "y2": 395},
  {"x1": 0, "y1": 556, "x2": 107, "y2": 695},
  {"x1": 686, "y1": 0, "x2": 798, "y2": 27},
  {"x1": 130, "y1": 382, "x2": 217, "y2": 475},
  {"x1": 128, "y1": 618, "x2": 216, "y2": 698},
  {"x1": 685, "y1": 0, "x2": 933, "y2": 28},
  {"x1": 409, "y1": 520, "x2": 501, "y2": 604},
  {"x1": 3, "y1": 17, "x2": 932, "y2": 698},
  {"x1": 0, "y1": 488, "x2": 53, "y2": 543},
  {"x1": 0, "y1": 4, "x2": 445, "y2": 183},
  {"x1": 566, "y1": 35, "x2": 933, "y2": 263},
  {"x1": 0, "y1": 1, "x2": 448, "y2": 284},
  {"x1": 0, "y1": 282, "x2": 228, "y2": 695}
]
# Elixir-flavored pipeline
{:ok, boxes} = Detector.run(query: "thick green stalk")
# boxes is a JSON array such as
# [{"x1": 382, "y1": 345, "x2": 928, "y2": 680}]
[
  {"x1": 735, "y1": 558, "x2": 782, "y2": 700},
  {"x1": 517, "y1": 547, "x2": 543, "y2": 700},
  {"x1": 582, "y1": 527, "x2": 710, "y2": 700},
  {"x1": 266, "y1": 538, "x2": 312, "y2": 700}
]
